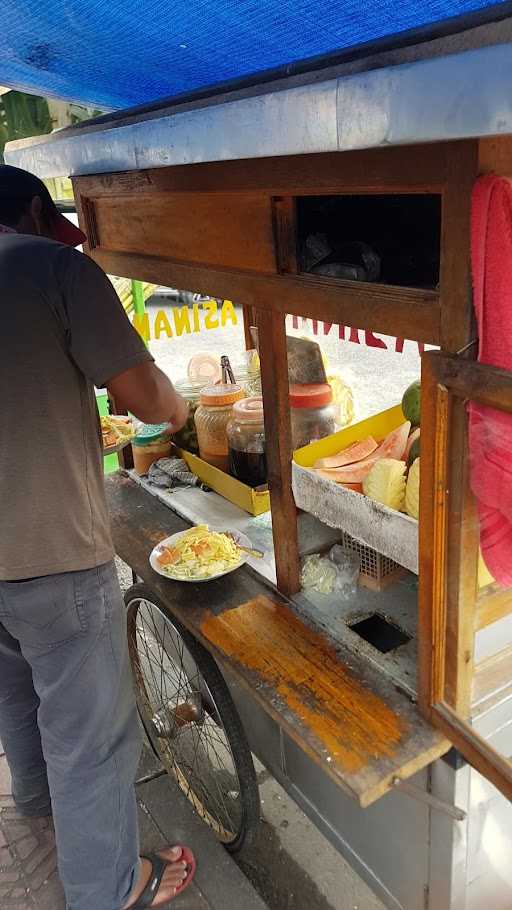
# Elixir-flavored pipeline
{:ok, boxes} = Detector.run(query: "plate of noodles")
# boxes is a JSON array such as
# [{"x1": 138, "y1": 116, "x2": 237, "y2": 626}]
[{"x1": 150, "y1": 525, "x2": 251, "y2": 582}]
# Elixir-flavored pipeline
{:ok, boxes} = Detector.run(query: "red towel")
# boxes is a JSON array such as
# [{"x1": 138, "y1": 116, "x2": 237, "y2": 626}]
[{"x1": 470, "y1": 175, "x2": 512, "y2": 587}]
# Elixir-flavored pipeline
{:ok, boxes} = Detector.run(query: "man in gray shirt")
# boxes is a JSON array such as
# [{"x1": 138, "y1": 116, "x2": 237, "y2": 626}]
[{"x1": 0, "y1": 166, "x2": 195, "y2": 909}]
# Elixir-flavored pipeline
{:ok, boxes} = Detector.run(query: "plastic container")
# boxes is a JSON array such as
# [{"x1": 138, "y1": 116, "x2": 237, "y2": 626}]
[
  {"x1": 187, "y1": 352, "x2": 221, "y2": 384},
  {"x1": 227, "y1": 396, "x2": 267, "y2": 487},
  {"x1": 132, "y1": 423, "x2": 172, "y2": 474},
  {"x1": 171, "y1": 377, "x2": 210, "y2": 453},
  {"x1": 195, "y1": 384, "x2": 245, "y2": 472},
  {"x1": 289, "y1": 383, "x2": 336, "y2": 450}
]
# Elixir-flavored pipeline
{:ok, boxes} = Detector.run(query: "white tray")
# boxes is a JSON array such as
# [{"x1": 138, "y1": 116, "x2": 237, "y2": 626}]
[{"x1": 292, "y1": 462, "x2": 419, "y2": 574}]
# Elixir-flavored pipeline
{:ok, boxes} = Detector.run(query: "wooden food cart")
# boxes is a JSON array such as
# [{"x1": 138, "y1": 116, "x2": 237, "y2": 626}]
[{"x1": 6, "y1": 22, "x2": 512, "y2": 910}]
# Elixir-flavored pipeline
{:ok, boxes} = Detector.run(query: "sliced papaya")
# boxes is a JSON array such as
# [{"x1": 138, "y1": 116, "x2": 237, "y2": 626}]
[
  {"x1": 314, "y1": 458, "x2": 379, "y2": 483},
  {"x1": 374, "y1": 421, "x2": 411, "y2": 462},
  {"x1": 157, "y1": 546, "x2": 180, "y2": 567},
  {"x1": 313, "y1": 423, "x2": 411, "y2": 484},
  {"x1": 340, "y1": 482, "x2": 363, "y2": 493},
  {"x1": 313, "y1": 436, "x2": 378, "y2": 470}
]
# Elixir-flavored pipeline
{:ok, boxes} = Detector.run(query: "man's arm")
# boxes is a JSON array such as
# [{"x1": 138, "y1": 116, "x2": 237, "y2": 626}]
[
  {"x1": 56, "y1": 247, "x2": 187, "y2": 430},
  {"x1": 107, "y1": 361, "x2": 188, "y2": 429}
]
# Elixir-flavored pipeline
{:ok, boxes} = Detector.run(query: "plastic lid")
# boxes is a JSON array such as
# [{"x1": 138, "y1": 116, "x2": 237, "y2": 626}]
[
  {"x1": 232, "y1": 396, "x2": 264, "y2": 422},
  {"x1": 200, "y1": 383, "x2": 244, "y2": 407},
  {"x1": 289, "y1": 383, "x2": 333, "y2": 409},
  {"x1": 132, "y1": 423, "x2": 171, "y2": 446},
  {"x1": 187, "y1": 353, "x2": 222, "y2": 383}
]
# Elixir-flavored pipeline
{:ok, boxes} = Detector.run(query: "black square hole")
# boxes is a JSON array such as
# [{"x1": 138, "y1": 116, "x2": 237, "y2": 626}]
[{"x1": 349, "y1": 613, "x2": 411, "y2": 653}]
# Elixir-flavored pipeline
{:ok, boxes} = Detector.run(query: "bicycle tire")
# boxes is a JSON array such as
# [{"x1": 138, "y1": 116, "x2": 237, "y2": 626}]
[{"x1": 125, "y1": 583, "x2": 260, "y2": 852}]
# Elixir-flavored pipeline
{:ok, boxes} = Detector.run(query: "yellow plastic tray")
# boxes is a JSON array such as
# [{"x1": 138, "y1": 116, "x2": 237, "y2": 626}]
[
  {"x1": 178, "y1": 449, "x2": 270, "y2": 516},
  {"x1": 293, "y1": 404, "x2": 406, "y2": 467},
  {"x1": 292, "y1": 404, "x2": 419, "y2": 574}
]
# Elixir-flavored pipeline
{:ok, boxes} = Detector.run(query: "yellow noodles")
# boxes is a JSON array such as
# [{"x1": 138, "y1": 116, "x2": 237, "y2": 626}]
[{"x1": 158, "y1": 526, "x2": 243, "y2": 579}]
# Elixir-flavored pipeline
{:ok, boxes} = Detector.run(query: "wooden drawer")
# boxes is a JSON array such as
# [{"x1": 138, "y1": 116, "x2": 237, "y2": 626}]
[{"x1": 82, "y1": 191, "x2": 277, "y2": 273}]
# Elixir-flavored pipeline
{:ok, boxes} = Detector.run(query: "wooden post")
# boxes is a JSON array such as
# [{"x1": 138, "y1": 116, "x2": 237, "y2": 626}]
[
  {"x1": 417, "y1": 354, "x2": 449, "y2": 717},
  {"x1": 432, "y1": 144, "x2": 480, "y2": 716},
  {"x1": 256, "y1": 307, "x2": 300, "y2": 596}
]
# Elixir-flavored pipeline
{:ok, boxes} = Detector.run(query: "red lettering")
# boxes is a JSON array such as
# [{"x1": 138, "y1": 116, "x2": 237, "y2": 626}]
[
  {"x1": 349, "y1": 327, "x2": 360, "y2": 344},
  {"x1": 364, "y1": 330, "x2": 387, "y2": 350},
  {"x1": 395, "y1": 337, "x2": 426, "y2": 355}
]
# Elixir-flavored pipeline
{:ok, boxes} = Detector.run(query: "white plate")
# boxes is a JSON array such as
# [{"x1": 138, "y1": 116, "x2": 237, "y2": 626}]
[{"x1": 149, "y1": 527, "x2": 252, "y2": 582}]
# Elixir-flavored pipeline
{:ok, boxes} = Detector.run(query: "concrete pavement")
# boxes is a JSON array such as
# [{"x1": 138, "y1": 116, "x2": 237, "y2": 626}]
[{"x1": 0, "y1": 742, "x2": 268, "y2": 910}]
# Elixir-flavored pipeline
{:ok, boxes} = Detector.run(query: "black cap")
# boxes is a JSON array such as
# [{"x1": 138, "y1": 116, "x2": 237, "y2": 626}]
[{"x1": 0, "y1": 165, "x2": 86, "y2": 247}]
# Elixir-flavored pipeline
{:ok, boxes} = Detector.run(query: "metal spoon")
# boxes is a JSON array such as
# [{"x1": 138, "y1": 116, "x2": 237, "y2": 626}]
[{"x1": 222, "y1": 531, "x2": 264, "y2": 559}]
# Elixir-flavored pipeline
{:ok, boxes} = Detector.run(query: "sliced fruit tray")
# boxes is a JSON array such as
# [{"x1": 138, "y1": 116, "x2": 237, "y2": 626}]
[{"x1": 292, "y1": 405, "x2": 419, "y2": 574}]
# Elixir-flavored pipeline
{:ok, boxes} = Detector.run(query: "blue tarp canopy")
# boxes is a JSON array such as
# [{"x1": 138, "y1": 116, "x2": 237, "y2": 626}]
[{"x1": 2, "y1": 0, "x2": 511, "y2": 110}]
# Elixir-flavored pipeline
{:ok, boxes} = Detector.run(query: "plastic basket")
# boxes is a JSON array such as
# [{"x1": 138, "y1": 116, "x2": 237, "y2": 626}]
[{"x1": 338, "y1": 531, "x2": 405, "y2": 592}]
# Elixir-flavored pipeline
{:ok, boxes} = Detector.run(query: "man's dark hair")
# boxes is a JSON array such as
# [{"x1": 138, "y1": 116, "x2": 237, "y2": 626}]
[
  {"x1": 0, "y1": 166, "x2": 55, "y2": 228},
  {"x1": 0, "y1": 195, "x2": 34, "y2": 228},
  {"x1": 0, "y1": 165, "x2": 86, "y2": 246}
]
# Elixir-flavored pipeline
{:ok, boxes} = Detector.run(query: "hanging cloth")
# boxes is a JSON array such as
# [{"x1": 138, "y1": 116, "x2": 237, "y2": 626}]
[{"x1": 470, "y1": 174, "x2": 512, "y2": 587}]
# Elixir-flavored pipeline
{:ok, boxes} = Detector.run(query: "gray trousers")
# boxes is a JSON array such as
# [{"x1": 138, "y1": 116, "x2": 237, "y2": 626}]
[{"x1": 0, "y1": 561, "x2": 142, "y2": 910}]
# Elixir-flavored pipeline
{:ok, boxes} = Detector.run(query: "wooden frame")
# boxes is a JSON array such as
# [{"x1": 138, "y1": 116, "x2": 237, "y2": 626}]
[
  {"x1": 72, "y1": 136, "x2": 512, "y2": 801},
  {"x1": 73, "y1": 139, "x2": 482, "y2": 596},
  {"x1": 419, "y1": 351, "x2": 512, "y2": 800},
  {"x1": 73, "y1": 140, "x2": 480, "y2": 351}
]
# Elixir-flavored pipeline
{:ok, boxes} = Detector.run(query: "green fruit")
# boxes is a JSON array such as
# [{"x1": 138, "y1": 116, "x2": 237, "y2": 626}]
[
  {"x1": 402, "y1": 381, "x2": 421, "y2": 426},
  {"x1": 407, "y1": 437, "x2": 420, "y2": 467}
]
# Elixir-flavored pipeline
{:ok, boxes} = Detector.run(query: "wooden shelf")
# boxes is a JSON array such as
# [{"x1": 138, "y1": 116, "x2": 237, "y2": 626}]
[{"x1": 106, "y1": 472, "x2": 448, "y2": 807}]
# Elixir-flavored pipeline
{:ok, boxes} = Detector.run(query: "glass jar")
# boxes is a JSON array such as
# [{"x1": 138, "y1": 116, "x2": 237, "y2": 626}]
[
  {"x1": 231, "y1": 350, "x2": 262, "y2": 397},
  {"x1": 171, "y1": 377, "x2": 210, "y2": 453},
  {"x1": 195, "y1": 384, "x2": 244, "y2": 472},
  {"x1": 227, "y1": 397, "x2": 267, "y2": 487},
  {"x1": 289, "y1": 384, "x2": 336, "y2": 450},
  {"x1": 132, "y1": 423, "x2": 172, "y2": 474}
]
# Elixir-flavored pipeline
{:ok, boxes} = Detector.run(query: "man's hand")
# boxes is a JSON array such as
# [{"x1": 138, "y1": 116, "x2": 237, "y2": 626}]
[
  {"x1": 166, "y1": 394, "x2": 189, "y2": 434},
  {"x1": 106, "y1": 362, "x2": 187, "y2": 427}
]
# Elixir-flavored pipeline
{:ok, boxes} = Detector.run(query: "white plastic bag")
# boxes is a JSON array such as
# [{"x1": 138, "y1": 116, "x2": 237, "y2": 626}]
[{"x1": 301, "y1": 546, "x2": 360, "y2": 599}]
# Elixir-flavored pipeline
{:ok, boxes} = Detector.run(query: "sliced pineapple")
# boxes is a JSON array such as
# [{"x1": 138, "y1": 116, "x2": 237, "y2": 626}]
[
  {"x1": 362, "y1": 458, "x2": 407, "y2": 511},
  {"x1": 405, "y1": 457, "x2": 420, "y2": 519}
]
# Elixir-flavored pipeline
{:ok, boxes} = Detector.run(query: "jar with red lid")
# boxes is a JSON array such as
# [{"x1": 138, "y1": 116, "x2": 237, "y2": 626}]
[
  {"x1": 194, "y1": 383, "x2": 245, "y2": 471},
  {"x1": 227, "y1": 397, "x2": 267, "y2": 487},
  {"x1": 289, "y1": 384, "x2": 336, "y2": 450}
]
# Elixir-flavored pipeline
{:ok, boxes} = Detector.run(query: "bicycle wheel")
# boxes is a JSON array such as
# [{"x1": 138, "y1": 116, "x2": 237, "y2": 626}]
[{"x1": 125, "y1": 583, "x2": 260, "y2": 852}]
